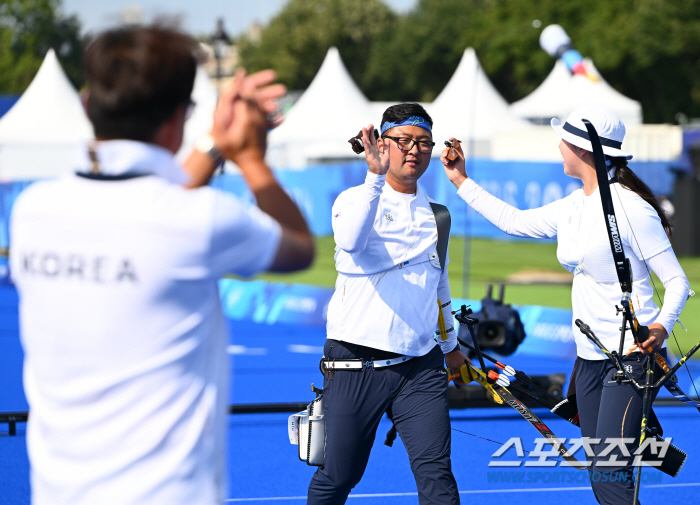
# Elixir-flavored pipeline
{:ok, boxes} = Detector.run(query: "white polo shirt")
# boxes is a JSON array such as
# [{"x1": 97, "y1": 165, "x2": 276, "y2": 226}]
[
  {"x1": 10, "y1": 140, "x2": 282, "y2": 505},
  {"x1": 327, "y1": 172, "x2": 457, "y2": 356}
]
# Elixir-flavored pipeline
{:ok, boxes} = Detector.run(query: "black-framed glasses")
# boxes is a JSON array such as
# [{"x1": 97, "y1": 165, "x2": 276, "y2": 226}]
[{"x1": 382, "y1": 135, "x2": 436, "y2": 153}]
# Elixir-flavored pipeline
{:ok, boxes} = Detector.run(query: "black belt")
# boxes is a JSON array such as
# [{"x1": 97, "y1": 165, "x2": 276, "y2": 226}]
[{"x1": 332, "y1": 339, "x2": 403, "y2": 360}]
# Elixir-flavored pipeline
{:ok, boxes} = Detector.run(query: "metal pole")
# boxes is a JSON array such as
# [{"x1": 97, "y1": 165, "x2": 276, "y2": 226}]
[{"x1": 462, "y1": 60, "x2": 479, "y2": 299}]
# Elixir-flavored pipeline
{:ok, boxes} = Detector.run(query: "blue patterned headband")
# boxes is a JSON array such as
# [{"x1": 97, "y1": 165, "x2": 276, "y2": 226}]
[{"x1": 380, "y1": 115, "x2": 432, "y2": 135}]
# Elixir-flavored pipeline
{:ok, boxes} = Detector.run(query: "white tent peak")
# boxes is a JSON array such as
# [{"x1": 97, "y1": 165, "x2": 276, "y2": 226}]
[
  {"x1": 509, "y1": 59, "x2": 642, "y2": 125},
  {"x1": 267, "y1": 46, "x2": 374, "y2": 167},
  {"x1": 433, "y1": 47, "x2": 481, "y2": 106},
  {"x1": 270, "y1": 46, "x2": 372, "y2": 141},
  {"x1": 0, "y1": 48, "x2": 93, "y2": 143},
  {"x1": 429, "y1": 47, "x2": 530, "y2": 150},
  {"x1": 0, "y1": 49, "x2": 94, "y2": 179}
]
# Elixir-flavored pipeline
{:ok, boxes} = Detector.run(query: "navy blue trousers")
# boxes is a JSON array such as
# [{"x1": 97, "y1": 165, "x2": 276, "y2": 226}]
[
  {"x1": 574, "y1": 349, "x2": 665, "y2": 505},
  {"x1": 307, "y1": 339, "x2": 460, "y2": 505}
]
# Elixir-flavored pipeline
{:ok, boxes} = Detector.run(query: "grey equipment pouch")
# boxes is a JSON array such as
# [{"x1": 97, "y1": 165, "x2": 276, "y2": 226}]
[{"x1": 288, "y1": 383, "x2": 325, "y2": 466}]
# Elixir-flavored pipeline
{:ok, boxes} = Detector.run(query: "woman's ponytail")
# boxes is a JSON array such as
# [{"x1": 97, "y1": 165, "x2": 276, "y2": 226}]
[{"x1": 610, "y1": 158, "x2": 673, "y2": 239}]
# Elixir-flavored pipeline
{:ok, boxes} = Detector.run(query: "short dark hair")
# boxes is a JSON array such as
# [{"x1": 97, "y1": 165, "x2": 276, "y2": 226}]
[
  {"x1": 381, "y1": 102, "x2": 433, "y2": 130},
  {"x1": 85, "y1": 25, "x2": 200, "y2": 142}
]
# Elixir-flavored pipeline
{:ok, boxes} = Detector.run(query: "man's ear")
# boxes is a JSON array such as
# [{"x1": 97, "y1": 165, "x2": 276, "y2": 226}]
[
  {"x1": 82, "y1": 90, "x2": 90, "y2": 117},
  {"x1": 150, "y1": 105, "x2": 187, "y2": 153},
  {"x1": 377, "y1": 137, "x2": 384, "y2": 151}
]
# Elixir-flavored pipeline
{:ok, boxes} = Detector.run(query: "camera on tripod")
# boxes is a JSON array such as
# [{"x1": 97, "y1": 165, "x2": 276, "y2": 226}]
[{"x1": 458, "y1": 284, "x2": 526, "y2": 356}]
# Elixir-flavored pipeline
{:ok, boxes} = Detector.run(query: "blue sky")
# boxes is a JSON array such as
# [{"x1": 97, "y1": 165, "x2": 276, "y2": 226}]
[{"x1": 61, "y1": 0, "x2": 417, "y2": 38}]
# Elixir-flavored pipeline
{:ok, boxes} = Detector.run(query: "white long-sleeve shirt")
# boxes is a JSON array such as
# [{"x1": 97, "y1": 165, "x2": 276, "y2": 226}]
[
  {"x1": 326, "y1": 172, "x2": 457, "y2": 356},
  {"x1": 457, "y1": 177, "x2": 689, "y2": 360}
]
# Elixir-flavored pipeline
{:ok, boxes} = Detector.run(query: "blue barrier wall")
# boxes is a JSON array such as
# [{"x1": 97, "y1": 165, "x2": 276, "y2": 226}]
[
  {"x1": 210, "y1": 157, "x2": 677, "y2": 240},
  {"x1": 0, "y1": 277, "x2": 576, "y2": 411},
  {"x1": 0, "y1": 157, "x2": 677, "y2": 249},
  {"x1": 218, "y1": 278, "x2": 578, "y2": 360}
]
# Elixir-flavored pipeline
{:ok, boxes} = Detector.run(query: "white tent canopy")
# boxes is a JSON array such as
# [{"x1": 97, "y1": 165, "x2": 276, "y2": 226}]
[
  {"x1": 429, "y1": 48, "x2": 531, "y2": 157},
  {"x1": 369, "y1": 101, "x2": 396, "y2": 123},
  {"x1": 267, "y1": 47, "x2": 374, "y2": 169},
  {"x1": 509, "y1": 59, "x2": 643, "y2": 126},
  {"x1": 0, "y1": 49, "x2": 94, "y2": 180}
]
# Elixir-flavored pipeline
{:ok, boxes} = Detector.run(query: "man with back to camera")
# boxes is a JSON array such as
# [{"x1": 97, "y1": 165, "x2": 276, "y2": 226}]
[
  {"x1": 307, "y1": 103, "x2": 470, "y2": 504},
  {"x1": 10, "y1": 25, "x2": 314, "y2": 505}
]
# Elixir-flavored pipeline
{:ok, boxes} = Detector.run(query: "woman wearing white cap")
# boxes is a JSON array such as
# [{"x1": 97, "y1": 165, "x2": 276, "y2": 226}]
[{"x1": 441, "y1": 105, "x2": 690, "y2": 504}]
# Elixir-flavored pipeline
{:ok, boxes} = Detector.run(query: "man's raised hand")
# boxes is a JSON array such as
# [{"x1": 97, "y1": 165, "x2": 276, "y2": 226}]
[
  {"x1": 211, "y1": 68, "x2": 286, "y2": 165},
  {"x1": 362, "y1": 124, "x2": 389, "y2": 176}
]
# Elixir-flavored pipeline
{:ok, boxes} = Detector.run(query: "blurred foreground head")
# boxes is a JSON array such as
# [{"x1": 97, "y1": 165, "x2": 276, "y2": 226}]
[{"x1": 85, "y1": 25, "x2": 200, "y2": 143}]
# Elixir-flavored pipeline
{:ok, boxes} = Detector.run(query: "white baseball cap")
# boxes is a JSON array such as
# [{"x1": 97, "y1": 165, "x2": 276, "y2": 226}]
[{"x1": 551, "y1": 105, "x2": 633, "y2": 160}]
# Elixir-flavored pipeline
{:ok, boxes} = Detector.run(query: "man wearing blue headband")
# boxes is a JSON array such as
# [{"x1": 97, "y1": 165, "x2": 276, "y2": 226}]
[{"x1": 308, "y1": 103, "x2": 467, "y2": 504}]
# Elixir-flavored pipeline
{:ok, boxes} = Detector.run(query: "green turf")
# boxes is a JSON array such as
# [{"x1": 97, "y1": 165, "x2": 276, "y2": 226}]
[{"x1": 247, "y1": 236, "x2": 700, "y2": 357}]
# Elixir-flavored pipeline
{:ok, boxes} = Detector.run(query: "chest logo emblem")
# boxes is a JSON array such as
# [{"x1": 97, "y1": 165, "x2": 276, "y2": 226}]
[{"x1": 385, "y1": 212, "x2": 394, "y2": 221}]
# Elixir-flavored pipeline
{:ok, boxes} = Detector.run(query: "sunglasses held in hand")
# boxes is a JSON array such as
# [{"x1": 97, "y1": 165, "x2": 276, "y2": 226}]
[{"x1": 348, "y1": 129, "x2": 379, "y2": 154}]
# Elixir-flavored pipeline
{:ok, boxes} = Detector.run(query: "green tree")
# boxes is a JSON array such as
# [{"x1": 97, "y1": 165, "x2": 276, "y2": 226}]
[
  {"x1": 379, "y1": 0, "x2": 700, "y2": 122},
  {"x1": 573, "y1": 0, "x2": 700, "y2": 123},
  {"x1": 0, "y1": 0, "x2": 84, "y2": 94},
  {"x1": 237, "y1": 0, "x2": 396, "y2": 98},
  {"x1": 239, "y1": 0, "x2": 700, "y2": 122},
  {"x1": 364, "y1": 0, "x2": 498, "y2": 102}
]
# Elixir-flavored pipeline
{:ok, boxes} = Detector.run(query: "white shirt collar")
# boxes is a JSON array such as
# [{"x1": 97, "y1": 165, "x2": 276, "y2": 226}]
[
  {"x1": 76, "y1": 140, "x2": 190, "y2": 185},
  {"x1": 383, "y1": 182, "x2": 422, "y2": 199}
]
